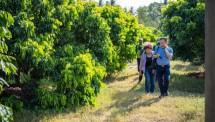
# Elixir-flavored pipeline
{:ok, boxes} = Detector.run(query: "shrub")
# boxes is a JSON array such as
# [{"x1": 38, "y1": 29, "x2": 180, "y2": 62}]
[
  {"x1": 36, "y1": 86, "x2": 67, "y2": 110},
  {"x1": 0, "y1": 104, "x2": 13, "y2": 122},
  {"x1": 0, "y1": 0, "x2": 162, "y2": 111},
  {"x1": 59, "y1": 53, "x2": 106, "y2": 107},
  {"x1": 0, "y1": 10, "x2": 17, "y2": 121},
  {"x1": 161, "y1": 0, "x2": 205, "y2": 62},
  {"x1": 1, "y1": 95, "x2": 23, "y2": 112}
]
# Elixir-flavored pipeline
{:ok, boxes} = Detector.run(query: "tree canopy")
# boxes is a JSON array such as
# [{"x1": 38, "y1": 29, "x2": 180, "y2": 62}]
[
  {"x1": 161, "y1": 0, "x2": 205, "y2": 63},
  {"x1": 0, "y1": 0, "x2": 161, "y2": 113}
]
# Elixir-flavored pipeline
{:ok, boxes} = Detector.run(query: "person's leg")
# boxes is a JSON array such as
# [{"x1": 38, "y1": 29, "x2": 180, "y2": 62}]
[
  {"x1": 154, "y1": 71, "x2": 157, "y2": 83},
  {"x1": 137, "y1": 58, "x2": 140, "y2": 72},
  {"x1": 138, "y1": 70, "x2": 143, "y2": 83},
  {"x1": 144, "y1": 68, "x2": 150, "y2": 93},
  {"x1": 149, "y1": 70, "x2": 156, "y2": 93},
  {"x1": 157, "y1": 66, "x2": 164, "y2": 96},
  {"x1": 164, "y1": 65, "x2": 170, "y2": 96}
]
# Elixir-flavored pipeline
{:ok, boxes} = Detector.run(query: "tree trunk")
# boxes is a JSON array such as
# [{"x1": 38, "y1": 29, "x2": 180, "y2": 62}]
[
  {"x1": 110, "y1": 0, "x2": 116, "y2": 6},
  {"x1": 164, "y1": 0, "x2": 168, "y2": 5},
  {"x1": 99, "y1": 0, "x2": 103, "y2": 6},
  {"x1": 205, "y1": 0, "x2": 215, "y2": 121}
]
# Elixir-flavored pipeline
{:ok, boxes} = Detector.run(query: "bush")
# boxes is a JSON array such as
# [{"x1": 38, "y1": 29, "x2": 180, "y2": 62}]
[
  {"x1": 0, "y1": 0, "x2": 162, "y2": 111},
  {"x1": 0, "y1": 10, "x2": 17, "y2": 121},
  {"x1": 161, "y1": 0, "x2": 205, "y2": 62},
  {"x1": 138, "y1": 25, "x2": 162, "y2": 42},
  {"x1": 99, "y1": 6, "x2": 140, "y2": 72},
  {"x1": 34, "y1": 53, "x2": 106, "y2": 109},
  {"x1": 36, "y1": 87, "x2": 67, "y2": 110},
  {"x1": 0, "y1": 104, "x2": 13, "y2": 122},
  {"x1": 59, "y1": 53, "x2": 106, "y2": 107},
  {"x1": 1, "y1": 95, "x2": 23, "y2": 111}
]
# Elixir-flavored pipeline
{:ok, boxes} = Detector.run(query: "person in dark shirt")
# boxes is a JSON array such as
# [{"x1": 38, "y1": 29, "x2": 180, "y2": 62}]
[
  {"x1": 136, "y1": 38, "x2": 144, "y2": 73},
  {"x1": 139, "y1": 42, "x2": 156, "y2": 94}
]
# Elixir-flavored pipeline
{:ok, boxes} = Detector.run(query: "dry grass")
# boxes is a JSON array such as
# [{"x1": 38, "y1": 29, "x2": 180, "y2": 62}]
[{"x1": 14, "y1": 60, "x2": 205, "y2": 122}]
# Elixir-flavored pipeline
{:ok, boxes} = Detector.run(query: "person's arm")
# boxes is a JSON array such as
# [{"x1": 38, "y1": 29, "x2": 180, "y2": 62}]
[
  {"x1": 153, "y1": 54, "x2": 160, "y2": 58},
  {"x1": 153, "y1": 46, "x2": 160, "y2": 58},
  {"x1": 153, "y1": 46, "x2": 158, "y2": 58},
  {"x1": 140, "y1": 49, "x2": 144, "y2": 56},
  {"x1": 139, "y1": 54, "x2": 144, "y2": 75},
  {"x1": 165, "y1": 47, "x2": 173, "y2": 59},
  {"x1": 135, "y1": 45, "x2": 138, "y2": 54}
]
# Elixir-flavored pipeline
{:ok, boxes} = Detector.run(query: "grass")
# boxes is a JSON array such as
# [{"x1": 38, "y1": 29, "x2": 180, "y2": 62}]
[
  {"x1": 170, "y1": 61, "x2": 205, "y2": 94},
  {"x1": 14, "y1": 60, "x2": 205, "y2": 122}
]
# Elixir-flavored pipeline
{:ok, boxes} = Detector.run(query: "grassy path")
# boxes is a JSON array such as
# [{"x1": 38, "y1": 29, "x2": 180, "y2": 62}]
[{"x1": 15, "y1": 61, "x2": 205, "y2": 122}]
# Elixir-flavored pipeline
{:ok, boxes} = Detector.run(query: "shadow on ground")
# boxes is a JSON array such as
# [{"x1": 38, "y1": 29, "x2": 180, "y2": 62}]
[
  {"x1": 14, "y1": 108, "x2": 77, "y2": 122},
  {"x1": 103, "y1": 72, "x2": 138, "y2": 84},
  {"x1": 129, "y1": 72, "x2": 205, "y2": 94},
  {"x1": 170, "y1": 73, "x2": 204, "y2": 94},
  {"x1": 102, "y1": 88, "x2": 161, "y2": 121},
  {"x1": 103, "y1": 79, "x2": 204, "y2": 121}
]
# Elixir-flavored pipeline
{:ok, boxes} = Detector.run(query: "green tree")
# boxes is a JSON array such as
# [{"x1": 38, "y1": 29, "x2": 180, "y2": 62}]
[
  {"x1": 161, "y1": 0, "x2": 205, "y2": 62},
  {"x1": 137, "y1": 2, "x2": 163, "y2": 29},
  {"x1": 0, "y1": 0, "x2": 58, "y2": 83},
  {"x1": 138, "y1": 25, "x2": 163, "y2": 43},
  {"x1": 129, "y1": 7, "x2": 134, "y2": 14},
  {"x1": 0, "y1": 10, "x2": 16, "y2": 122},
  {"x1": 105, "y1": 1, "x2": 110, "y2": 5},
  {"x1": 0, "y1": 0, "x2": 162, "y2": 111},
  {"x1": 100, "y1": 6, "x2": 140, "y2": 71},
  {"x1": 0, "y1": 11, "x2": 17, "y2": 91}
]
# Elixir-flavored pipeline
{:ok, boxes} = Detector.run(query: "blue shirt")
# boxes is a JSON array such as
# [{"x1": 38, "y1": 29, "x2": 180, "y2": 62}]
[{"x1": 154, "y1": 46, "x2": 173, "y2": 65}]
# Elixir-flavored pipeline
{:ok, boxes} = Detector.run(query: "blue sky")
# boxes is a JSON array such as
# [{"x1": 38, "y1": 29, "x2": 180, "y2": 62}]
[{"x1": 94, "y1": 0, "x2": 163, "y2": 10}]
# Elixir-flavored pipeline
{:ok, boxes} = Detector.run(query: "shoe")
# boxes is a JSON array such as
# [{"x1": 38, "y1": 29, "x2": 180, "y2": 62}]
[
  {"x1": 159, "y1": 94, "x2": 164, "y2": 98},
  {"x1": 164, "y1": 92, "x2": 169, "y2": 97}
]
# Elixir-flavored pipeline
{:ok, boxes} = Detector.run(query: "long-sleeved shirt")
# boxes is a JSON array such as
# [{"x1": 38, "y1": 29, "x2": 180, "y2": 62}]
[{"x1": 139, "y1": 51, "x2": 155, "y2": 73}]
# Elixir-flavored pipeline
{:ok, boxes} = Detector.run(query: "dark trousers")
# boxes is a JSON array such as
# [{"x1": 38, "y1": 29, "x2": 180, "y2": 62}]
[
  {"x1": 156, "y1": 65, "x2": 170, "y2": 95},
  {"x1": 137, "y1": 58, "x2": 141, "y2": 72},
  {"x1": 139, "y1": 67, "x2": 156, "y2": 93}
]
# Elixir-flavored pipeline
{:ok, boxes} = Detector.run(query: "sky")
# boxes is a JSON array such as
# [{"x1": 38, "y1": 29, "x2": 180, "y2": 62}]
[{"x1": 94, "y1": 0, "x2": 163, "y2": 10}]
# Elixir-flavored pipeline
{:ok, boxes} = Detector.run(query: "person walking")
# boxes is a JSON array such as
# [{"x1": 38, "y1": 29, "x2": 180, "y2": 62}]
[
  {"x1": 153, "y1": 38, "x2": 160, "y2": 51},
  {"x1": 153, "y1": 38, "x2": 173, "y2": 98},
  {"x1": 139, "y1": 42, "x2": 156, "y2": 94},
  {"x1": 153, "y1": 38, "x2": 162, "y2": 82},
  {"x1": 136, "y1": 38, "x2": 144, "y2": 73}
]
